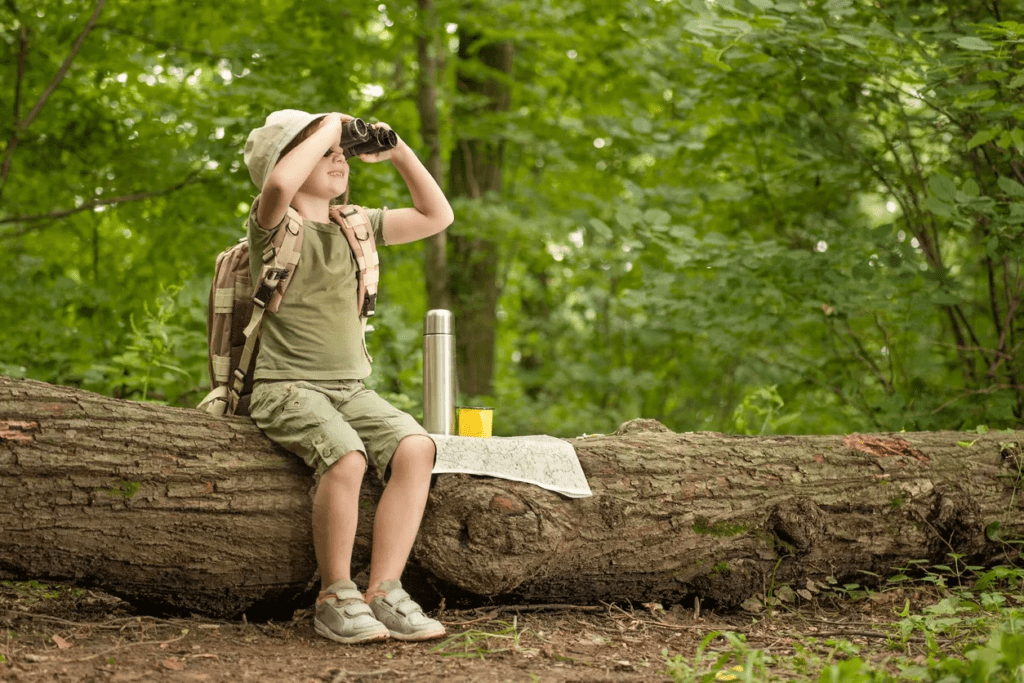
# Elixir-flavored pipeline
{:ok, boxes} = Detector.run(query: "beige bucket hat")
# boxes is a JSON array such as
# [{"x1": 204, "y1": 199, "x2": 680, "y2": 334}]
[{"x1": 243, "y1": 109, "x2": 325, "y2": 189}]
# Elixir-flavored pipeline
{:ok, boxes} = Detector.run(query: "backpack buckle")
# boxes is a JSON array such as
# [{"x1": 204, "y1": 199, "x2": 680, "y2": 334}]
[
  {"x1": 362, "y1": 292, "x2": 377, "y2": 317},
  {"x1": 253, "y1": 268, "x2": 290, "y2": 308}
]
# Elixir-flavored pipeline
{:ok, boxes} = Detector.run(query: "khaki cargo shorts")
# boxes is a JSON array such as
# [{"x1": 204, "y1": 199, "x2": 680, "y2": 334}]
[{"x1": 249, "y1": 380, "x2": 430, "y2": 478}]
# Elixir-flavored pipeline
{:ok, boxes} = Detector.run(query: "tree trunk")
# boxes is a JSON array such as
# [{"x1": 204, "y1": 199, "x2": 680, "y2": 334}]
[
  {"x1": 415, "y1": 0, "x2": 451, "y2": 313},
  {"x1": 2, "y1": 378, "x2": 1022, "y2": 619},
  {"x1": 448, "y1": 33, "x2": 513, "y2": 397}
]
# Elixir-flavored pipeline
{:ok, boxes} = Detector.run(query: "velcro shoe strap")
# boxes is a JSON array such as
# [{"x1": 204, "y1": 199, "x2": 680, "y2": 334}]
[
  {"x1": 325, "y1": 587, "x2": 365, "y2": 604},
  {"x1": 383, "y1": 589, "x2": 421, "y2": 616},
  {"x1": 339, "y1": 600, "x2": 376, "y2": 619},
  {"x1": 382, "y1": 587, "x2": 411, "y2": 607}
]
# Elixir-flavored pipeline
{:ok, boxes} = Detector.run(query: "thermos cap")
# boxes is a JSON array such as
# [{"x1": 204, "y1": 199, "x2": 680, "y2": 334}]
[{"x1": 424, "y1": 309, "x2": 454, "y2": 335}]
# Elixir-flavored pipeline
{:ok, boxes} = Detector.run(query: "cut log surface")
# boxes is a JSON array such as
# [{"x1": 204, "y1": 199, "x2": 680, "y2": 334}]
[{"x1": 2, "y1": 377, "x2": 1022, "y2": 619}]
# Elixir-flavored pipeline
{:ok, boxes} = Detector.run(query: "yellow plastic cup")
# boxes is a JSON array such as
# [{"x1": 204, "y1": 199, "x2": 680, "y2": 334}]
[{"x1": 456, "y1": 406, "x2": 493, "y2": 438}]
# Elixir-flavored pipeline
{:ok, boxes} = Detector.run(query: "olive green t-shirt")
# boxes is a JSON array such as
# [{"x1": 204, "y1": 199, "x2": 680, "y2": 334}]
[{"x1": 247, "y1": 202, "x2": 385, "y2": 381}]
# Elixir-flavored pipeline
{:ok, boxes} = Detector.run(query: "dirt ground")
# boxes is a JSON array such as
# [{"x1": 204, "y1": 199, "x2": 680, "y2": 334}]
[{"x1": 0, "y1": 581, "x2": 905, "y2": 683}]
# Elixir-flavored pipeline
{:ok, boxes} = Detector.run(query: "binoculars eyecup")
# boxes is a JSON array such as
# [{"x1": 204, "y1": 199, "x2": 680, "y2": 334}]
[
  {"x1": 338, "y1": 119, "x2": 370, "y2": 147},
  {"x1": 343, "y1": 123, "x2": 399, "y2": 158}
]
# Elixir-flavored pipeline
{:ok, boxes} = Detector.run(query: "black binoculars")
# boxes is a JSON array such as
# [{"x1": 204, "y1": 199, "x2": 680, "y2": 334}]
[{"x1": 339, "y1": 119, "x2": 399, "y2": 158}]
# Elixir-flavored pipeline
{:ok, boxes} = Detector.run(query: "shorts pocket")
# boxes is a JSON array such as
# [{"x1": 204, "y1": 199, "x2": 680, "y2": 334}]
[
  {"x1": 279, "y1": 383, "x2": 309, "y2": 414},
  {"x1": 250, "y1": 382, "x2": 301, "y2": 425}
]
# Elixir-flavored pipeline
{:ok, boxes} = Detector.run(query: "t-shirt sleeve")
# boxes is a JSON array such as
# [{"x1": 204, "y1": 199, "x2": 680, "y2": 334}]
[
  {"x1": 247, "y1": 196, "x2": 289, "y2": 255},
  {"x1": 367, "y1": 207, "x2": 386, "y2": 247}
]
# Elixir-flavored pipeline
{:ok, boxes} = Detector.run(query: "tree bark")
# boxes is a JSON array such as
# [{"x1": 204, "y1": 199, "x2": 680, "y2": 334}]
[
  {"x1": 2, "y1": 378, "x2": 1022, "y2": 619},
  {"x1": 448, "y1": 33, "x2": 513, "y2": 397},
  {"x1": 415, "y1": 0, "x2": 452, "y2": 313}
]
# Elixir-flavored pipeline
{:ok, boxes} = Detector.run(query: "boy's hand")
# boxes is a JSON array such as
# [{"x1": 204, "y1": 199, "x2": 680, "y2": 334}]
[
  {"x1": 357, "y1": 122, "x2": 407, "y2": 164},
  {"x1": 319, "y1": 112, "x2": 354, "y2": 132}
]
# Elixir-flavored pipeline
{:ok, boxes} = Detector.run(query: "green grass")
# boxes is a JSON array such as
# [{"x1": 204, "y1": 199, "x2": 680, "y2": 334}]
[
  {"x1": 662, "y1": 557, "x2": 1024, "y2": 683},
  {"x1": 430, "y1": 617, "x2": 538, "y2": 660}
]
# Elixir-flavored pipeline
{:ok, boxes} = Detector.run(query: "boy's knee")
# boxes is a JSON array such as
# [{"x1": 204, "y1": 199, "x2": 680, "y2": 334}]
[
  {"x1": 321, "y1": 450, "x2": 367, "y2": 485},
  {"x1": 390, "y1": 435, "x2": 435, "y2": 476}
]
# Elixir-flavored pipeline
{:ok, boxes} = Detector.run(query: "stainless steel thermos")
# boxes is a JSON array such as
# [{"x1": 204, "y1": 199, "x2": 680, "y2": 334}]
[{"x1": 423, "y1": 309, "x2": 456, "y2": 435}]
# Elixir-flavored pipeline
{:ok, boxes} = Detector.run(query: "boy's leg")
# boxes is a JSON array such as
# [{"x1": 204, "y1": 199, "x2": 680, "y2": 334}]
[
  {"x1": 313, "y1": 450, "x2": 367, "y2": 590},
  {"x1": 365, "y1": 434, "x2": 435, "y2": 596},
  {"x1": 363, "y1": 434, "x2": 445, "y2": 641},
  {"x1": 313, "y1": 450, "x2": 391, "y2": 644},
  {"x1": 337, "y1": 383, "x2": 444, "y2": 640},
  {"x1": 250, "y1": 381, "x2": 389, "y2": 643}
]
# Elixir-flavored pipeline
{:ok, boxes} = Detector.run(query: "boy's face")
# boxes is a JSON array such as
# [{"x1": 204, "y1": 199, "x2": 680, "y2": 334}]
[{"x1": 297, "y1": 144, "x2": 349, "y2": 199}]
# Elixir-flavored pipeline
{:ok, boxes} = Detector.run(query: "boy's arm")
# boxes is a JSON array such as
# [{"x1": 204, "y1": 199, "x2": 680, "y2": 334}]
[
  {"x1": 369, "y1": 133, "x2": 454, "y2": 245},
  {"x1": 256, "y1": 113, "x2": 349, "y2": 230}
]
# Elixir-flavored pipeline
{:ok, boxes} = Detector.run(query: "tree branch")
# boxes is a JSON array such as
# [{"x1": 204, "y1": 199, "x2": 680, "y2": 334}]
[
  {"x1": 19, "y1": 0, "x2": 107, "y2": 131},
  {"x1": 0, "y1": 0, "x2": 107, "y2": 202},
  {"x1": 985, "y1": 251, "x2": 1005, "y2": 361},
  {"x1": 13, "y1": 23, "x2": 27, "y2": 123},
  {"x1": 0, "y1": 25, "x2": 28, "y2": 196},
  {"x1": 987, "y1": 277, "x2": 1024, "y2": 378},
  {"x1": 0, "y1": 174, "x2": 205, "y2": 235},
  {"x1": 840, "y1": 323, "x2": 893, "y2": 394},
  {"x1": 924, "y1": 383, "x2": 1024, "y2": 417}
]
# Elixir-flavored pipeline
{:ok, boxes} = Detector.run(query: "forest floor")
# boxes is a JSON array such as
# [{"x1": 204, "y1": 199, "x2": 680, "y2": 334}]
[{"x1": 1, "y1": 575, "x2": 997, "y2": 683}]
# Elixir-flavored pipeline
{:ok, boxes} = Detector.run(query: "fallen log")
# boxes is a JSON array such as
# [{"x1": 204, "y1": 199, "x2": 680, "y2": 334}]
[{"x1": 2, "y1": 377, "x2": 1022, "y2": 619}]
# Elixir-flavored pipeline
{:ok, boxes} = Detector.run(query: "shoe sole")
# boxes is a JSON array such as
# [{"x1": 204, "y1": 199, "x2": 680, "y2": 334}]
[
  {"x1": 387, "y1": 627, "x2": 447, "y2": 642},
  {"x1": 315, "y1": 620, "x2": 389, "y2": 644}
]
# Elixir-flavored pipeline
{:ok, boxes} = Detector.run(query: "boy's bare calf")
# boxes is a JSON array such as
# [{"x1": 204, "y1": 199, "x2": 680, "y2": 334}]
[{"x1": 313, "y1": 435, "x2": 435, "y2": 601}]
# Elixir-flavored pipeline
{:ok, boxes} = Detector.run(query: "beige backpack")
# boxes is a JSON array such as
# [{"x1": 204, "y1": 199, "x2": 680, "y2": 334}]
[{"x1": 198, "y1": 203, "x2": 380, "y2": 416}]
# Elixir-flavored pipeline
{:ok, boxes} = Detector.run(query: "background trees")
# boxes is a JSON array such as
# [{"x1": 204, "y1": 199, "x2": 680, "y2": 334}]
[{"x1": 1, "y1": 0, "x2": 1021, "y2": 436}]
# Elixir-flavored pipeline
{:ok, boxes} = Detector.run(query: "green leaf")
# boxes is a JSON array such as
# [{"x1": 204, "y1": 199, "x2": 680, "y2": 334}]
[
  {"x1": 615, "y1": 205, "x2": 643, "y2": 229},
  {"x1": 702, "y1": 48, "x2": 733, "y2": 72},
  {"x1": 644, "y1": 209, "x2": 672, "y2": 226},
  {"x1": 997, "y1": 176, "x2": 1024, "y2": 198},
  {"x1": 960, "y1": 179, "x2": 981, "y2": 197},
  {"x1": 924, "y1": 196, "x2": 953, "y2": 217},
  {"x1": 1010, "y1": 72, "x2": 1024, "y2": 89},
  {"x1": 966, "y1": 127, "x2": 1000, "y2": 149},
  {"x1": 631, "y1": 117, "x2": 653, "y2": 134},
  {"x1": 977, "y1": 70, "x2": 1008, "y2": 82},
  {"x1": 955, "y1": 36, "x2": 995, "y2": 51},
  {"x1": 928, "y1": 174, "x2": 957, "y2": 202},
  {"x1": 719, "y1": 19, "x2": 753, "y2": 33},
  {"x1": 1011, "y1": 128, "x2": 1024, "y2": 154},
  {"x1": 748, "y1": 0, "x2": 774, "y2": 9},
  {"x1": 837, "y1": 34, "x2": 867, "y2": 49},
  {"x1": 588, "y1": 218, "x2": 613, "y2": 240}
]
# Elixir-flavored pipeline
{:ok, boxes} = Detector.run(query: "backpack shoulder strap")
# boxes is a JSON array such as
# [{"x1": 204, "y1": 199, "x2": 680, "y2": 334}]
[
  {"x1": 229, "y1": 205, "x2": 305, "y2": 413},
  {"x1": 330, "y1": 204, "x2": 379, "y2": 318},
  {"x1": 260, "y1": 206, "x2": 305, "y2": 314},
  {"x1": 329, "y1": 204, "x2": 379, "y2": 364}
]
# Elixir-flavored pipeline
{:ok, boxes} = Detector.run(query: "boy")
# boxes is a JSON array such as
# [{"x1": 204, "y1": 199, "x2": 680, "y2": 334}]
[{"x1": 242, "y1": 109, "x2": 454, "y2": 643}]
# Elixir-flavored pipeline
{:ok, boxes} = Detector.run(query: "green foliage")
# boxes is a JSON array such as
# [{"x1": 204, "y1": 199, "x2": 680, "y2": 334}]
[
  {"x1": 430, "y1": 618, "x2": 537, "y2": 660},
  {"x1": 81, "y1": 286, "x2": 204, "y2": 403},
  {"x1": 663, "y1": 631, "x2": 767, "y2": 683},
  {"x1": 664, "y1": 560, "x2": 1024, "y2": 683},
  {"x1": 1, "y1": 0, "x2": 1022, "y2": 436},
  {"x1": 1, "y1": 580, "x2": 82, "y2": 605}
]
